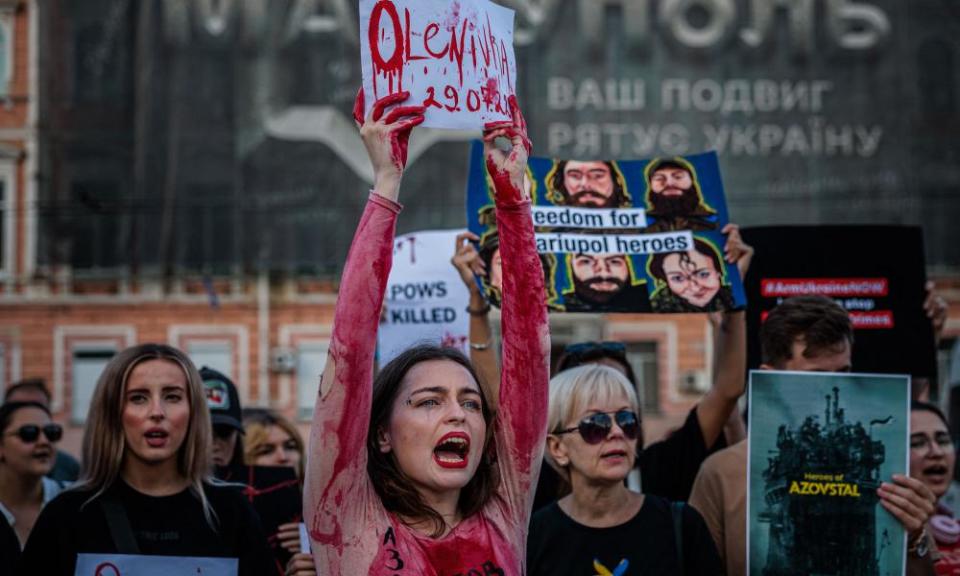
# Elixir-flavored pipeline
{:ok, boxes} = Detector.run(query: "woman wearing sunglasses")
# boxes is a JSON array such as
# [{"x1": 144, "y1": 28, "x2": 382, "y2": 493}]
[
  {"x1": 303, "y1": 91, "x2": 548, "y2": 575},
  {"x1": 528, "y1": 364, "x2": 721, "y2": 575},
  {"x1": 0, "y1": 401, "x2": 65, "y2": 549},
  {"x1": 20, "y1": 343, "x2": 275, "y2": 575}
]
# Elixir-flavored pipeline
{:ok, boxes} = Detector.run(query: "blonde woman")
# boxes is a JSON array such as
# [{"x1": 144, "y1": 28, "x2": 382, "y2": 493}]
[
  {"x1": 244, "y1": 409, "x2": 308, "y2": 573},
  {"x1": 528, "y1": 364, "x2": 722, "y2": 575},
  {"x1": 243, "y1": 410, "x2": 305, "y2": 481},
  {"x1": 21, "y1": 343, "x2": 275, "y2": 575}
]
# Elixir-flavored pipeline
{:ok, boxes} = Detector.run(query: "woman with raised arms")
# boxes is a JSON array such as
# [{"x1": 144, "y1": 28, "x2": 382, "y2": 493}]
[{"x1": 302, "y1": 90, "x2": 549, "y2": 575}]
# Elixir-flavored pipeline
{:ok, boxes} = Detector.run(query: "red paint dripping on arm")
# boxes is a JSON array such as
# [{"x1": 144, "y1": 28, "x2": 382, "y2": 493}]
[
  {"x1": 305, "y1": 193, "x2": 401, "y2": 556},
  {"x1": 489, "y1": 191, "x2": 549, "y2": 526}
]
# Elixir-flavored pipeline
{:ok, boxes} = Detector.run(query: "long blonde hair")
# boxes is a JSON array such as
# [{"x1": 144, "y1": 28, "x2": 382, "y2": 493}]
[
  {"x1": 242, "y1": 410, "x2": 305, "y2": 481},
  {"x1": 78, "y1": 343, "x2": 216, "y2": 524}
]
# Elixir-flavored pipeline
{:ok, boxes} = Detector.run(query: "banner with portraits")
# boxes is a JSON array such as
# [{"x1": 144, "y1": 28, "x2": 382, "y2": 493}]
[{"x1": 466, "y1": 144, "x2": 746, "y2": 313}]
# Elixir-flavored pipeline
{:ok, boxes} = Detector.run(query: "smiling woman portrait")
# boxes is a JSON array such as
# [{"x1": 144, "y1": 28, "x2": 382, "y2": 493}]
[{"x1": 20, "y1": 343, "x2": 275, "y2": 575}]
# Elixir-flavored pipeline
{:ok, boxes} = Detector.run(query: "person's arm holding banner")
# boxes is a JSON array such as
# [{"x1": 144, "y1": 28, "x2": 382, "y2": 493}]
[
  {"x1": 304, "y1": 89, "x2": 424, "y2": 572},
  {"x1": 880, "y1": 474, "x2": 937, "y2": 574},
  {"x1": 924, "y1": 281, "x2": 948, "y2": 346},
  {"x1": 452, "y1": 231, "x2": 501, "y2": 412},
  {"x1": 286, "y1": 553, "x2": 317, "y2": 576},
  {"x1": 914, "y1": 282, "x2": 949, "y2": 401},
  {"x1": 482, "y1": 96, "x2": 551, "y2": 520},
  {"x1": 695, "y1": 223, "x2": 752, "y2": 448}
]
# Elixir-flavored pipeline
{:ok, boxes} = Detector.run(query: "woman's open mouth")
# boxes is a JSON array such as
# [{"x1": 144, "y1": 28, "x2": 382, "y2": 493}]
[
  {"x1": 145, "y1": 428, "x2": 170, "y2": 448},
  {"x1": 433, "y1": 432, "x2": 470, "y2": 469},
  {"x1": 922, "y1": 464, "x2": 950, "y2": 483}
]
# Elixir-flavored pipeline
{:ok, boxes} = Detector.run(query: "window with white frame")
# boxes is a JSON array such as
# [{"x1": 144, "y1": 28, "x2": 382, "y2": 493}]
[
  {"x1": 625, "y1": 341, "x2": 660, "y2": 414},
  {"x1": 188, "y1": 340, "x2": 234, "y2": 380},
  {"x1": 71, "y1": 348, "x2": 116, "y2": 424},
  {"x1": 297, "y1": 342, "x2": 329, "y2": 421}
]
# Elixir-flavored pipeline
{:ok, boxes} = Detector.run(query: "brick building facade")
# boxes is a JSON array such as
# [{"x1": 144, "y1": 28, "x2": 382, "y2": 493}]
[{"x1": 1, "y1": 1, "x2": 959, "y2": 463}]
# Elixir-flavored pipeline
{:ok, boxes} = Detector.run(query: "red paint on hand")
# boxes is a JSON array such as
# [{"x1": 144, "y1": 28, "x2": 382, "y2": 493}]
[
  {"x1": 372, "y1": 91, "x2": 410, "y2": 122},
  {"x1": 365, "y1": 91, "x2": 425, "y2": 171},
  {"x1": 352, "y1": 88, "x2": 365, "y2": 125}
]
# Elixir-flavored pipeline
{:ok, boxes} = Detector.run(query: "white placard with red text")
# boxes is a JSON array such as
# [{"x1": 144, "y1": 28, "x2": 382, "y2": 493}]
[
  {"x1": 74, "y1": 553, "x2": 237, "y2": 576},
  {"x1": 378, "y1": 229, "x2": 471, "y2": 365},
  {"x1": 359, "y1": 0, "x2": 517, "y2": 130}
]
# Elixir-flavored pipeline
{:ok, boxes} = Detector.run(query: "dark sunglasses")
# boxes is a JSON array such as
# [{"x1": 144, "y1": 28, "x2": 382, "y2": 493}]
[
  {"x1": 555, "y1": 410, "x2": 640, "y2": 445},
  {"x1": 6, "y1": 423, "x2": 63, "y2": 443}
]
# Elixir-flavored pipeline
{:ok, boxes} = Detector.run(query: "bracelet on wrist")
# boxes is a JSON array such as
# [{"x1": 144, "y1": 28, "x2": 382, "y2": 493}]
[
  {"x1": 469, "y1": 339, "x2": 492, "y2": 351},
  {"x1": 909, "y1": 528, "x2": 929, "y2": 558}
]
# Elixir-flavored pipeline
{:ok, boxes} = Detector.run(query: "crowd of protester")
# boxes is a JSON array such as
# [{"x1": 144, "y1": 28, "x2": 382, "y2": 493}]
[{"x1": 0, "y1": 92, "x2": 954, "y2": 575}]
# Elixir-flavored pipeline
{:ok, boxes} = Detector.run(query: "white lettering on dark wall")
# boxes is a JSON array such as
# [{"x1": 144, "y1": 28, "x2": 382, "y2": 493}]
[
  {"x1": 547, "y1": 120, "x2": 883, "y2": 158},
  {"x1": 546, "y1": 77, "x2": 884, "y2": 158},
  {"x1": 162, "y1": 0, "x2": 891, "y2": 55}
]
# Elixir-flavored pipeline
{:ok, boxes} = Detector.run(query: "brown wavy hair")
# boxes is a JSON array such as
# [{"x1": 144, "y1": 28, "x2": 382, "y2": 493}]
[
  {"x1": 546, "y1": 160, "x2": 631, "y2": 207},
  {"x1": 760, "y1": 296, "x2": 854, "y2": 367},
  {"x1": 366, "y1": 345, "x2": 499, "y2": 537}
]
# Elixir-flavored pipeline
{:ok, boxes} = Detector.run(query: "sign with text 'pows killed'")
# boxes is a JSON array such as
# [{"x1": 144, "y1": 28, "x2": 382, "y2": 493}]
[{"x1": 378, "y1": 229, "x2": 471, "y2": 365}]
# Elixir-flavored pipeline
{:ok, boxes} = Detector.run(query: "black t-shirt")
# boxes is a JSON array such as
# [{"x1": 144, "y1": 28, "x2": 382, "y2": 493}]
[
  {"x1": 0, "y1": 513, "x2": 20, "y2": 574},
  {"x1": 640, "y1": 407, "x2": 727, "y2": 501},
  {"x1": 20, "y1": 479, "x2": 276, "y2": 576},
  {"x1": 532, "y1": 407, "x2": 726, "y2": 511},
  {"x1": 527, "y1": 496, "x2": 723, "y2": 576}
]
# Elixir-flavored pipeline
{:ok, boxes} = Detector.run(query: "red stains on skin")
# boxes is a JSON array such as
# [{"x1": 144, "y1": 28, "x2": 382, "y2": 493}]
[
  {"x1": 482, "y1": 96, "x2": 549, "y2": 481},
  {"x1": 308, "y1": 98, "x2": 546, "y2": 576},
  {"x1": 494, "y1": 200, "x2": 549, "y2": 478},
  {"x1": 352, "y1": 87, "x2": 365, "y2": 125},
  {"x1": 356, "y1": 90, "x2": 425, "y2": 171},
  {"x1": 307, "y1": 194, "x2": 401, "y2": 561}
]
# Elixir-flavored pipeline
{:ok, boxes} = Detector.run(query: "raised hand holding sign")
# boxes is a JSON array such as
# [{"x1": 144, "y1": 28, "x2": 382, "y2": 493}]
[
  {"x1": 483, "y1": 96, "x2": 531, "y2": 205},
  {"x1": 355, "y1": 90, "x2": 426, "y2": 198}
]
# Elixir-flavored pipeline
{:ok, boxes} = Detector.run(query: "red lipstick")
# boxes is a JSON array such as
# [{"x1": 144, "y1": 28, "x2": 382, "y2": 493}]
[{"x1": 433, "y1": 431, "x2": 470, "y2": 469}]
